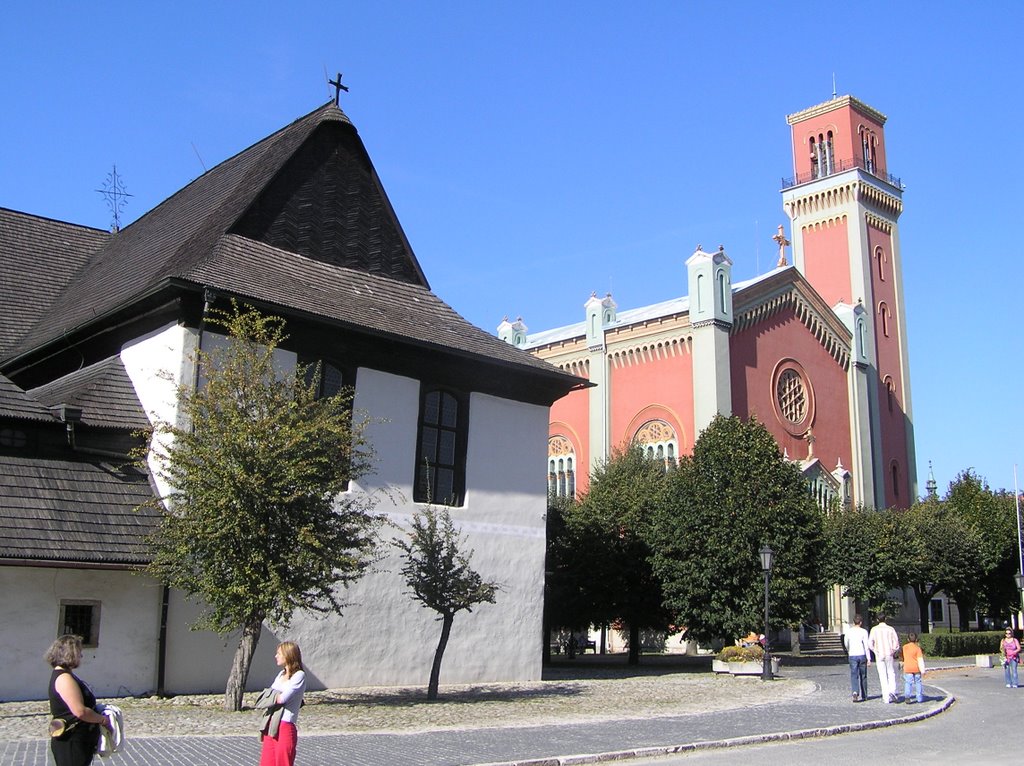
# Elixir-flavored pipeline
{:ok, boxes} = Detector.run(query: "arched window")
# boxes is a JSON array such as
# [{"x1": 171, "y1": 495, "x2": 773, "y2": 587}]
[
  {"x1": 875, "y1": 247, "x2": 886, "y2": 281},
  {"x1": 717, "y1": 270, "x2": 728, "y2": 314},
  {"x1": 548, "y1": 436, "x2": 577, "y2": 499},
  {"x1": 809, "y1": 136, "x2": 819, "y2": 179},
  {"x1": 634, "y1": 420, "x2": 679, "y2": 471},
  {"x1": 696, "y1": 273, "x2": 704, "y2": 313},
  {"x1": 891, "y1": 461, "x2": 901, "y2": 500},
  {"x1": 825, "y1": 130, "x2": 834, "y2": 175},
  {"x1": 884, "y1": 376, "x2": 896, "y2": 413},
  {"x1": 879, "y1": 302, "x2": 891, "y2": 338}
]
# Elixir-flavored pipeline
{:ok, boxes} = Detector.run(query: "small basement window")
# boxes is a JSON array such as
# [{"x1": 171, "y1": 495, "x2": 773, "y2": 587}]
[{"x1": 59, "y1": 600, "x2": 101, "y2": 647}]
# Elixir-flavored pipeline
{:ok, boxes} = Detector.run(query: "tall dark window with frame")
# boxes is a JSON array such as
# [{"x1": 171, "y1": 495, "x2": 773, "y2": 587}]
[
  {"x1": 301, "y1": 358, "x2": 352, "y2": 487},
  {"x1": 415, "y1": 388, "x2": 467, "y2": 506}
]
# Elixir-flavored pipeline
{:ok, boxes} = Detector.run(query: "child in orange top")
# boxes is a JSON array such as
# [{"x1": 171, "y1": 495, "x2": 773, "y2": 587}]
[{"x1": 902, "y1": 632, "x2": 926, "y2": 703}]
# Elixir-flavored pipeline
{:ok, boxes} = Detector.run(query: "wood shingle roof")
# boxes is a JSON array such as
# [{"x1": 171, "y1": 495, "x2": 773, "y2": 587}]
[
  {"x1": 0, "y1": 209, "x2": 109, "y2": 359},
  {"x1": 29, "y1": 356, "x2": 151, "y2": 431},
  {"x1": 0, "y1": 372, "x2": 54, "y2": 422},
  {"x1": 0, "y1": 453, "x2": 158, "y2": 566},
  {"x1": 1, "y1": 101, "x2": 581, "y2": 398}
]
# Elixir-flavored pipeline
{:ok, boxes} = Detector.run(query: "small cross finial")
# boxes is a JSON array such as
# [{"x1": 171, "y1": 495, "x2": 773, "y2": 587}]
[
  {"x1": 328, "y1": 72, "x2": 349, "y2": 105},
  {"x1": 772, "y1": 224, "x2": 791, "y2": 267}
]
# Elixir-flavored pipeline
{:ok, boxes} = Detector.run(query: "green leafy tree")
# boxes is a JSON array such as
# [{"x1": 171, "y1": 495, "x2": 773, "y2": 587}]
[
  {"x1": 651, "y1": 415, "x2": 824, "y2": 645},
  {"x1": 395, "y1": 506, "x2": 498, "y2": 700},
  {"x1": 139, "y1": 303, "x2": 381, "y2": 711},
  {"x1": 571, "y1": 445, "x2": 674, "y2": 664},
  {"x1": 821, "y1": 505, "x2": 905, "y2": 616},
  {"x1": 543, "y1": 494, "x2": 597, "y2": 660},
  {"x1": 900, "y1": 499, "x2": 985, "y2": 633},
  {"x1": 944, "y1": 470, "x2": 1019, "y2": 627}
]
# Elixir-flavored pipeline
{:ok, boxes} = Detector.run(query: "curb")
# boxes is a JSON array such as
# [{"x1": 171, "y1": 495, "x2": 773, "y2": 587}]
[{"x1": 474, "y1": 684, "x2": 956, "y2": 766}]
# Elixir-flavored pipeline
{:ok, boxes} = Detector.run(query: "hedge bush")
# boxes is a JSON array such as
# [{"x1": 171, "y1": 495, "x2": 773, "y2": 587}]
[{"x1": 916, "y1": 631, "x2": 1003, "y2": 657}]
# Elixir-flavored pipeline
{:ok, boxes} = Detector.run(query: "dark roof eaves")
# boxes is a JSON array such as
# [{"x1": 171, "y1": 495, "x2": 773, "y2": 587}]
[{"x1": 0, "y1": 557, "x2": 148, "y2": 570}]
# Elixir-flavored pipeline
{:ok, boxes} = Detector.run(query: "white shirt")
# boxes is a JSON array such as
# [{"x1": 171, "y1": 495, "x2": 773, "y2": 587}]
[
  {"x1": 271, "y1": 669, "x2": 306, "y2": 724},
  {"x1": 845, "y1": 625, "x2": 871, "y2": 658},
  {"x1": 869, "y1": 622, "x2": 900, "y2": 660}
]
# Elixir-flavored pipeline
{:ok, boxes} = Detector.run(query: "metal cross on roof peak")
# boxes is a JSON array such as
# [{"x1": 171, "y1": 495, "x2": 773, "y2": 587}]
[
  {"x1": 95, "y1": 165, "x2": 132, "y2": 233},
  {"x1": 328, "y1": 72, "x2": 349, "y2": 106}
]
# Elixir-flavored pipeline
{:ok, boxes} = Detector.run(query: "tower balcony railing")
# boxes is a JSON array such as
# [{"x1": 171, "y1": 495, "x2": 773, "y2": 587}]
[{"x1": 781, "y1": 156, "x2": 903, "y2": 191}]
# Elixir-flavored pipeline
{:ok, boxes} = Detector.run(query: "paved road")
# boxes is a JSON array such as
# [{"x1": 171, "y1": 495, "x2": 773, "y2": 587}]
[
  {"x1": 625, "y1": 665, "x2": 1020, "y2": 765},
  {"x1": 0, "y1": 660, "x2": 974, "y2": 766}
]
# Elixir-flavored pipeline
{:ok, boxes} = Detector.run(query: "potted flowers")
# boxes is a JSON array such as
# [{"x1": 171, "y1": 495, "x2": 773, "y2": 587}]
[{"x1": 712, "y1": 644, "x2": 780, "y2": 675}]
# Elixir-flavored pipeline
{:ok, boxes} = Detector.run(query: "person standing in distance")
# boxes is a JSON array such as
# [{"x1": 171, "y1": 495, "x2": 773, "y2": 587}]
[
  {"x1": 845, "y1": 614, "x2": 871, "y2": 702},
  {"x1": 999, "y1": 628, "x2": 1021, "y2": 688},
  {"x1": 869, "y1": 613, "x2": 901, "y2": 703}
]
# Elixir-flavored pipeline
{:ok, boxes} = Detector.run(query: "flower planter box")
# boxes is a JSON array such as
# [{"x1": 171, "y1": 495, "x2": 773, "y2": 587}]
[{"x1": 712, "y1": 657, "x2": 781, "y2": 675}]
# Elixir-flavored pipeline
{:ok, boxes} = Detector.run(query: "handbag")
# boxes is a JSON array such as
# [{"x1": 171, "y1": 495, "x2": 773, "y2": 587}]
[{"x1": 48, "y1": 717, "x2": 79, "y2": 738}]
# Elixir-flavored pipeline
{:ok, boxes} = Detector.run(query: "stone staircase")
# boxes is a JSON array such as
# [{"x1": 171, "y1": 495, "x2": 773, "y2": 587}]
[{"x1": 798, "y1": 630, "x2": 846, "y2": 655}]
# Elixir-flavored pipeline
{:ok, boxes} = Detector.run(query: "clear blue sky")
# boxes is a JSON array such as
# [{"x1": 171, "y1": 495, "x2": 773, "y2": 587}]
[{"x1": 3, "y1": 2, "x2": 1021, "y2": 495}]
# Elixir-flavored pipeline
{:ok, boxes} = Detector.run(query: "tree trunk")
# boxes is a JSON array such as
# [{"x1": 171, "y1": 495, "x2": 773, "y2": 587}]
[
  {"x1": 428, "y1": 614, "x2": 454, "y2": 701},
  {"x1": 913, "y1": 587, "x2": 931, "y2": 635},
  {"x1": 224, "y1": 613, "x2": 264, "y2": 711},
  {"x1": 628, "y1": 623, "x2": 640, "y2": 666}
]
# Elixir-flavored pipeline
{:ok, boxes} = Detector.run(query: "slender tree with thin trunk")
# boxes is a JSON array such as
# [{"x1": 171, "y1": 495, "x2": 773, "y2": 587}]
[
  {"x1": 138, "y1": 302, "x2": 381, "y2": 710},
  {"x1": 395, "y1": 506, "x2": 498, "y2": 700}
]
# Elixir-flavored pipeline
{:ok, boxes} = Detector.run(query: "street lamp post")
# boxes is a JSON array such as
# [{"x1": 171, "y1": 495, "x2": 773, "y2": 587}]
[
  {"x1": 760, "y1": 545, "x2": 775, "y2": 681},
  {"x1": 1014, "y1": 572, "x2": 1024, "y2": 633}
]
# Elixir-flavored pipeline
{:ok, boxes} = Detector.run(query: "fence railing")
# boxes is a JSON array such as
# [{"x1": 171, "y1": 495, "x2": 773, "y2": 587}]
[{"x1": 781, "y1": 156, "x2": 902, "y2": 190}]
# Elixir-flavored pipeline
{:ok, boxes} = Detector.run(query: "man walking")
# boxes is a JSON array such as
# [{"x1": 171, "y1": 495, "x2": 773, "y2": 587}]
[
  {"x1": 845, "y1": 614, "x2": 871, "y2": 702},
  {"x1": 869, "y1": 613, "x2": 901, "y2": 703}
]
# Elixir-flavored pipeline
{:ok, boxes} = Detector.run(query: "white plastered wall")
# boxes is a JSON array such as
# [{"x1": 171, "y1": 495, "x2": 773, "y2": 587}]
[
  {"x1": 161, "y1": 366, "x2": 551, "y2": 693},
  {"x1": 0, "y1": 567, "x2": 163, "y2": 701}
]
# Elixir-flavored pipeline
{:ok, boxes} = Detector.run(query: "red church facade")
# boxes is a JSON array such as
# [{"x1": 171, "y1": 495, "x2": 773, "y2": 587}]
[{"x1": 501, "y1": 94, "x2": 916, "y2": 513}]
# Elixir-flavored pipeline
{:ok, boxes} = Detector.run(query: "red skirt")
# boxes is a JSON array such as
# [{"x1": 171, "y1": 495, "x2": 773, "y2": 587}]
[{"x1": 259, "y1": 721, "x2": 297, "y2": 766}]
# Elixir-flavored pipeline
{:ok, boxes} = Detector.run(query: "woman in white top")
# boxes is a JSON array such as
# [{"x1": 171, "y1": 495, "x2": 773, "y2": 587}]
[{"x1": 259, "y1": 641, "x2": 306, "y2": 766}]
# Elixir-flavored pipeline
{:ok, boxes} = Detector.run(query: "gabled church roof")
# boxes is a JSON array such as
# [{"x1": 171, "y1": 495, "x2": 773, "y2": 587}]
[
  {"x1": 1, "y1": 102, "x2": 579, "y2": 394},
  {"x1": 6, "y1": 103, "x2": 423, "y2": 356}
]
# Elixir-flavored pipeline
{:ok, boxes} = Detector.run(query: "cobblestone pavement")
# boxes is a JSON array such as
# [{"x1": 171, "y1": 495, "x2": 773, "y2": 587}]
[{"x1": 0, "y1": 657, "x2": 960, "y2": 765}]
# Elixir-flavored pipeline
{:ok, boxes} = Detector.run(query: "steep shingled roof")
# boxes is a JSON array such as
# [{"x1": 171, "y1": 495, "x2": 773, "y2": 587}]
[
  {"x1": 198, "y1": 235, "x2": 572, "y2": 376},
  {"x1": 0, "y1": 372, "x2": 55, "y2": 422},
  {"x1": 0, "y1": 453, "x2": 158, "y2": 565},
  {"x1": 2, "y1": 102, "x2": 580, "y2": 393},
  {"x1": 0, "y1": 209, "x2": 109, "y2": 358},
  {"x1": 29, "y1": 356, "x2": 151, "y2": 431}
]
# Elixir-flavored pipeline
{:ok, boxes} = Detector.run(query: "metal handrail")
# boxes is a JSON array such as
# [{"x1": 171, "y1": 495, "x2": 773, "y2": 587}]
[{"x1": 782, "y1": 156, "x2": 902, "y2": 190}]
